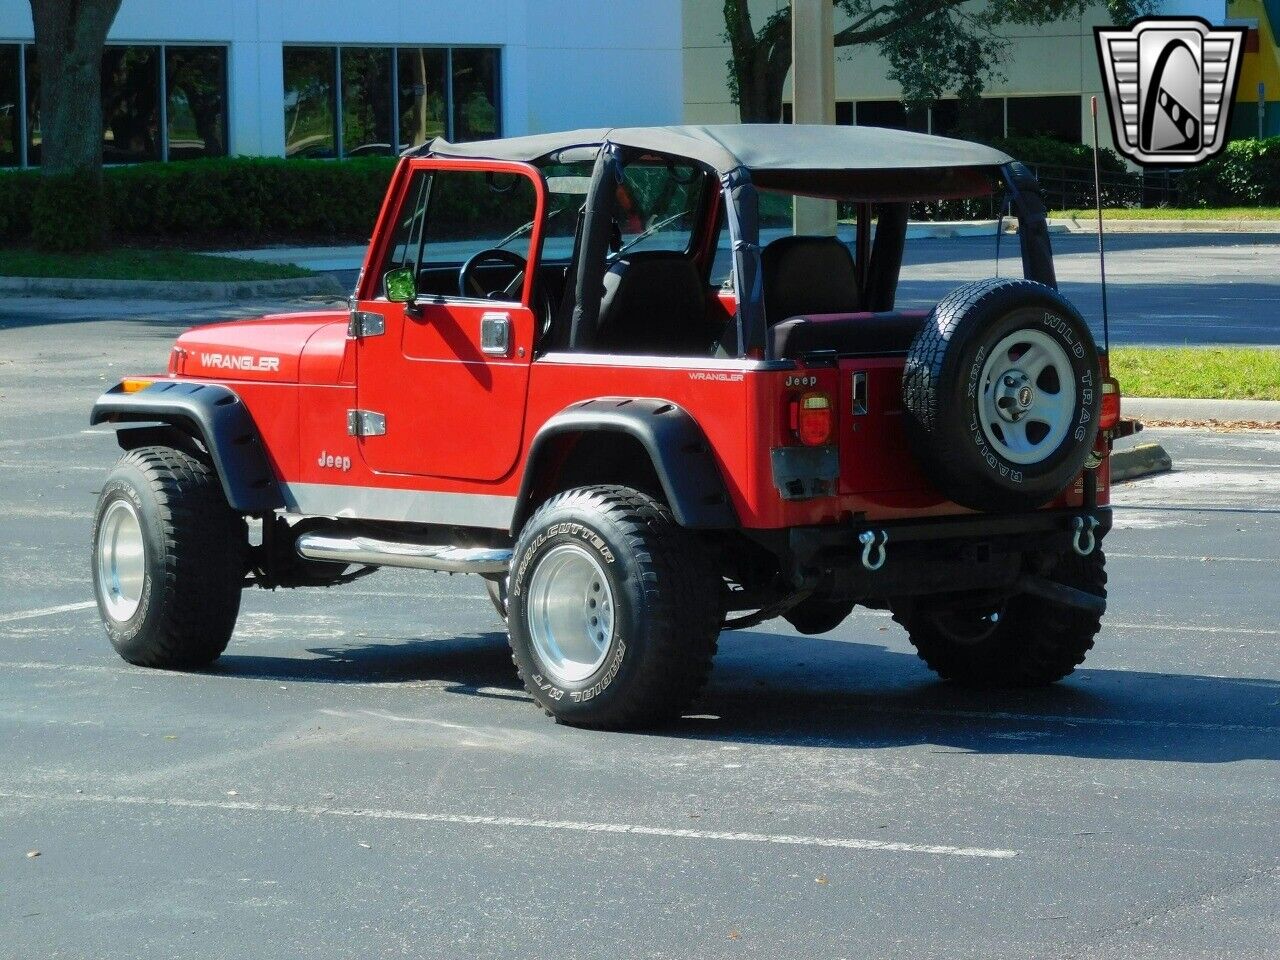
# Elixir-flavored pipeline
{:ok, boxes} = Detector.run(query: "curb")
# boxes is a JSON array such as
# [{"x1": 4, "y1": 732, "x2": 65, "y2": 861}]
[
  {"x1": 1110, "y1": 442, "x2": 1173, "y2": 482},
  {"x1": 1049, "y1": 217, "x2": 1280, "y2": 234},
  {"x1": 0, "y1": 274, "x2": 346, "y2": 302}
]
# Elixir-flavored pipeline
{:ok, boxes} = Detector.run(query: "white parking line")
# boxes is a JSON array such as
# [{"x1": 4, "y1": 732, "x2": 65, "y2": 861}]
[
  {"x1": 0, "y1": 788, "x2": 1017, "y2": 859},
  {"x1": 1111, "y1": 622, "x2": 1280, "y2": 636},
  {"x1": 0, "y1": 601, "x2": 95, "y2": 623},
  {"x1": 1109, "y1": 552, "x2": 1278, "y2": 564}
]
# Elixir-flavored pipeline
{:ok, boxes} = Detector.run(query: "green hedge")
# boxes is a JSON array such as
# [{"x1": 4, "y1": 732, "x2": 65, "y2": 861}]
[
  {"x1": 1, "y1": 156, "x2": 398, "y2": 245},
  {"x1": 1178, "y1": 137, "x2": 1280, "y2": 206}
]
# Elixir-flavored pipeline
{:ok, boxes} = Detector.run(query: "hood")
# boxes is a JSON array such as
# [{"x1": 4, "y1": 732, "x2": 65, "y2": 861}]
[{"x1": 173, "y1": 310, "x2": 349, "y2": 383}]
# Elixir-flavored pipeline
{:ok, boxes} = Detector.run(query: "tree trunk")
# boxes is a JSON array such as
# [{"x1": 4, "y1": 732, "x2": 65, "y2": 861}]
[
  {"x1": 29, "y1": 0, "x2": 123, "y2": 177},
  {"x1": 28, "y1": 0, "x2": 123, "y2": 250},
  {"x1": 734, "y1": 42, "x2": 791, "y2": 122}
]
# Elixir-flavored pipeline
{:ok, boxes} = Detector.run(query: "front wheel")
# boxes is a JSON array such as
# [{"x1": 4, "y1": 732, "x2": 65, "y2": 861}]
[
  {"x1": 506, "y1": 485, "x2": 722, "y2": 729},
  {"x1": 891, "y1": 550, "x2": 1106, "y2": 687},
  {"x1": 92, "y1": 445, "x2": 246, "y2": 668}
]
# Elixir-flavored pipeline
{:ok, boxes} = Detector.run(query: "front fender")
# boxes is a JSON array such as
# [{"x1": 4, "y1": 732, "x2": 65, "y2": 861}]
[
  {"x1": 91, "y1": 380, "x2": 284, "y2": 514},
  {"x1": 514, "y1": 397, "x2": 737, "y2": 533}
]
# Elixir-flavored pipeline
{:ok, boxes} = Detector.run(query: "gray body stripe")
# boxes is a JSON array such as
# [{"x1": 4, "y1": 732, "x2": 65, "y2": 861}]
[{"x1": 280, "y1": 482, "x2": 516, "y2": 530}]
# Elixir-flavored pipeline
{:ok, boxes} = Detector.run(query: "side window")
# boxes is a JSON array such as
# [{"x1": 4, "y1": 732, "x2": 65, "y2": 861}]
[{"x1": 377, "y1": 167, "x2": 538, "y2": 302}]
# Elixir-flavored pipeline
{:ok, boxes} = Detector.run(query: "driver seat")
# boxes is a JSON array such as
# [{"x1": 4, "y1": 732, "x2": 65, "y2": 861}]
[{"x1": 593, "y1": 252, "x2": 714, "y2": 355}]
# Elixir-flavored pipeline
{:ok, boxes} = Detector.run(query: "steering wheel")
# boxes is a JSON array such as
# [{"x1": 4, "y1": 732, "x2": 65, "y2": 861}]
[{"x1": 458, "y1": 248, "x2": 528, "y2": 299}]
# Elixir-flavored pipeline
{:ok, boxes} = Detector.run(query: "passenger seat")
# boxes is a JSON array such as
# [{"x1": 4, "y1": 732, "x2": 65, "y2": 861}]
[{"x1": 594, "y1": 252, "x2": 716, "y2": 355}]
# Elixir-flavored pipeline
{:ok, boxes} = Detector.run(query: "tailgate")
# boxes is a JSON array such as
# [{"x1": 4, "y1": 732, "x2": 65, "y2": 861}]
[{"x1": 837, "y1": 357, "x2": 933, "y2": 495}]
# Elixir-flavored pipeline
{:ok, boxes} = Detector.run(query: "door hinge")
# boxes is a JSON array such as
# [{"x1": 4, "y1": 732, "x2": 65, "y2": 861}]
[
  {"x1": 347, "y1": 307, "x2": 385, "y2": 339},
  {"x1": 346, "y1": 409, "x2": 386, "y2": 437}
]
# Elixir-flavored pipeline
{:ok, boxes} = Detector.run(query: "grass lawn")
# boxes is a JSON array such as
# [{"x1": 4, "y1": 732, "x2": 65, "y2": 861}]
[
  {"x1": 1051, "y1": 207, "x2": 1280, "y2": 221},
  {"x1": 1110, "y1": 347, "x2": 1280, "y2": 401},
  {"x1": 0, "y1": 248, "x2": 313, "y2": 282}
]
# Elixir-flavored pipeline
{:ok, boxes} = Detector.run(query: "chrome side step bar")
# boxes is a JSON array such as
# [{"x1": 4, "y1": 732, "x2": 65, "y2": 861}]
[{"x1": 296, "y1": 532, "x2": 511, "y2": 575}]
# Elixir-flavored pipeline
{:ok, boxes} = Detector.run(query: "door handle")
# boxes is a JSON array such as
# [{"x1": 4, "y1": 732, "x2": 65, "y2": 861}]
[{"x1": 480, "y1": 312, "x2": 511, "y2": 356}]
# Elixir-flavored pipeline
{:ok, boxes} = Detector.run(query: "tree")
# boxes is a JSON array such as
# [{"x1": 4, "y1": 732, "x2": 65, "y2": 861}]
[
  {"x1": 723, "y1": 0, "x2": 1156, "y2": 124},
  {"x1": 28, "y1": 0, "x2": 124, "y2": 249}
]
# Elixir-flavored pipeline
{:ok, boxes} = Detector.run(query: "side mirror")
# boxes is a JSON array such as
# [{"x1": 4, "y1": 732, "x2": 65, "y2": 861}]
[{"x1": 383, "y1": 266, "x2": 418, "y2": 304}]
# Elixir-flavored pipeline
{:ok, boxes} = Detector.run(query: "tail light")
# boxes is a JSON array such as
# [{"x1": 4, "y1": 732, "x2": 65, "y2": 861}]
[
  {"x1": 789, "y1": 390, "x2": 834, "y2": 446},
  {"x1": 1100, "y1": 377, "x2": 1121, "y2": 430}
]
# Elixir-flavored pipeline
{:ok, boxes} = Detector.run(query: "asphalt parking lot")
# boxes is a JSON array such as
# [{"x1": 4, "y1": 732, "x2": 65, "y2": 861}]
[{"x1": 1, "y1": 302, "x2": 1278, "y2": 959}]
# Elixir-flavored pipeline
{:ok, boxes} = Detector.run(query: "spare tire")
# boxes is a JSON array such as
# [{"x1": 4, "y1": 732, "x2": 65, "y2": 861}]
[{"x1": 902, "y1": 278, "x2": 1101, "y2": 511}]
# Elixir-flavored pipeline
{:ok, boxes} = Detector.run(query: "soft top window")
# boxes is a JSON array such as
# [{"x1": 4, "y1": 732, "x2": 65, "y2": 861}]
[{"x1": 538, "y1": 155, "x2": 709, "y2": 260}]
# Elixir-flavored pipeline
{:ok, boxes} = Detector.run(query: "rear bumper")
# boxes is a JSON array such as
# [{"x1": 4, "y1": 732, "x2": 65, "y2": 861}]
[{"x1": 787, "y1": 506, "x2": 1112, "y2": 601}]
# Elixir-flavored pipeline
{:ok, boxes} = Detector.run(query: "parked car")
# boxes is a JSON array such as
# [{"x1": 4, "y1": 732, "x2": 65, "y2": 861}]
[{"x1": 91, "y1": 124, "x2": 1129, "y2": 728}]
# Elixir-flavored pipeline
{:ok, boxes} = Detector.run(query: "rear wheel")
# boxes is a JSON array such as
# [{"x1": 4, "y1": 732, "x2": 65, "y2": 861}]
[
  {"x1": 891, "y1": 550, "x2": 1106, "y2": 687},
  {"x1": 92, "y1": 445, "x2": 246, "y2": 668},
  {"x1": 506, "y1": 485, "x2": 722, "y2": 728}
]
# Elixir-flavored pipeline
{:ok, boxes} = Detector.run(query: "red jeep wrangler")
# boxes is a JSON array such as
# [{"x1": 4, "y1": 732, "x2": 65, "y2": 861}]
[{"x1": 91, "y1": 124, "x2": 1123, "y2": 728}]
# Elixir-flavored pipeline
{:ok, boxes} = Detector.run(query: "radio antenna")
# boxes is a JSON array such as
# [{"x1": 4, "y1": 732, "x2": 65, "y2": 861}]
[{"x1": 1090, "y1": 95, "x2": 1112, "y2": 353}]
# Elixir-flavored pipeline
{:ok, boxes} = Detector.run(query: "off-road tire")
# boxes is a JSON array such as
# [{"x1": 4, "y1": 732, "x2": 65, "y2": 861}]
[
  {"x1": 902, "y1": 277, "x2": 1101, "y2": 511},
  {"x1": 506, "y1": 485, "x2": 722, "y2": 729},
  {"x1": 891, "y1": 549, "x2": 1106, "y2": 687},
  {"x1": 92, "y1": 445, "x2": 246, "y2": 668}
]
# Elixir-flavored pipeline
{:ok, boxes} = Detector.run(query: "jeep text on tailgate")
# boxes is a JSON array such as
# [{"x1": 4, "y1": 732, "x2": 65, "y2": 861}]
[{"x1": 90, "y1": 125, "x2": 1134, "y2": 729}]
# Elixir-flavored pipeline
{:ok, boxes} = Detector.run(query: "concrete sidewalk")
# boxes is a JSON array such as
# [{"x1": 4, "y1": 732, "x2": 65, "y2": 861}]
[
  {"x1": 1050, "y1": 216, "x2": 1280, "y2": 234},
  {"x1": 1124, "y1": 396, "x2": 1280, "y2": 423}
]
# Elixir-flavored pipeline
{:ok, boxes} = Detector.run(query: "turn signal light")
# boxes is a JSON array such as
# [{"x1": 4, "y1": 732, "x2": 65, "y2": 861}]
[
  {"x1": 1100, "y1": 377, "x2": 1121, "y2": 430},
  {"x1": 794, "y1": 391, "x2": 834, "y2": 446},
  {"x1": 120, "y1": 378, "x2": 155, "y2": 394}
]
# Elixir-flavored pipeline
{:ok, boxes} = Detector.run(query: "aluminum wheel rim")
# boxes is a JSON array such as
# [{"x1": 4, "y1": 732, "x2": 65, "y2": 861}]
[
  {"x1": 525, "y1": 544, "x2": 615, "y2": 684},
  {"x1": 977, "y1": 327, "x2": 1077, "y2": 465},
  {"x1": 96, "y1": 498, "x2": 146, "y2": 623}
]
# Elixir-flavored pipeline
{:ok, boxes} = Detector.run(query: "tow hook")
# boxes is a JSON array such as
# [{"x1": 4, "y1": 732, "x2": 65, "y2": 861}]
[
  {"x1": 1071, "y1": 516, "x2": 1100, "y2": 557},
  {"x1": 858, "y1": 529, "x2": 889, "y2": 571}
]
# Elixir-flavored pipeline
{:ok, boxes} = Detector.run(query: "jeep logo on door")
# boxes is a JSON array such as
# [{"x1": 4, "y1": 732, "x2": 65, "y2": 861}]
[{"x1": 1095, "y1": 17, "x2": 1246, "y2": 167}]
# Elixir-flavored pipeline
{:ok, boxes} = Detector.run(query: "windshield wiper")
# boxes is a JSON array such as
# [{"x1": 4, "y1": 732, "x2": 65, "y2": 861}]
[
  {"x1": 492, "y1": 206, "x2": 567, "y2": 251},
  {"x1": 612, "y1": 209, "x2": 688, "y2": 258}
]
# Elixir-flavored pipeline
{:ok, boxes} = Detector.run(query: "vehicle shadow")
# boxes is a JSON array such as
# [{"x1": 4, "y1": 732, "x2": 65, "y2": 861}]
[
  {"x1": 659, "y1": 629, "x2": 1280, "y2": 764},
  {"x1": 211, "y1": 624, "x2": 1278, "y2": 764},
  {"x1": 214, "y1": 630, "x2": 528, "y2": 703}
]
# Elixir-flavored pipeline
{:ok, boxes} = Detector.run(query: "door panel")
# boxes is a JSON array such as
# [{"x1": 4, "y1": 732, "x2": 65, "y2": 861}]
[
  {"x1": 352, "y1": 157, "x2": 545, "y2": 483},
  {"x1": 355, "y1": 299, "x2": 533, "y2": 481}
]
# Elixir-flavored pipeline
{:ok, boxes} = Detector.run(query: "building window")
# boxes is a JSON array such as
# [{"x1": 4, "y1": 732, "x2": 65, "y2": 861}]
[
  {"x1": 24, "y1": 43, "x2": 39, "y2": 165},
  {"x1": 166, "y1": 46, "x2": 228, "y2": 159},
  {"x1": 451, "y1": 48, "x2": 500, "y2": 143},
  {"x1": 397, "y1": 47, "x2": 447, "y2": 150},
  {"x1": 0, "y1": 45, "x2": 17, "y2": 166},
  {"x1": 930, "y1": 98, "x2": 1004, "y2": 140},
  {"x1": 4, "y1": 42, "x2": 226, "y2": 168},
  {"x1": 855, "y1": 100, "x2": 928, "y2": 133},
  {"x1": 1007, "y1": 95, "x2": 1082, "y2": 141},
  {"x1": 284, "y1": 47, "x2": 337, "y2": 158},
  {"x1": 285, "y1": 45, "x2": 501, "y2": 159},
  {"x1": 341, "y1": 47, "x2": 394, "y2": 156},
  {"x1": 102, "y1": 45, "x2": 161, "y2": 163}
]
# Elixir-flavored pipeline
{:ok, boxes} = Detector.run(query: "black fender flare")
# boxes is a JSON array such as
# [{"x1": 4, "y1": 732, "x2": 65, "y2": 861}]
[
  {"x1": 513, "y1": 397, "x2": 738, "y2": 533},
  {"x1": 90, "y1": 380, "x2": 284, "y2": 514}
]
